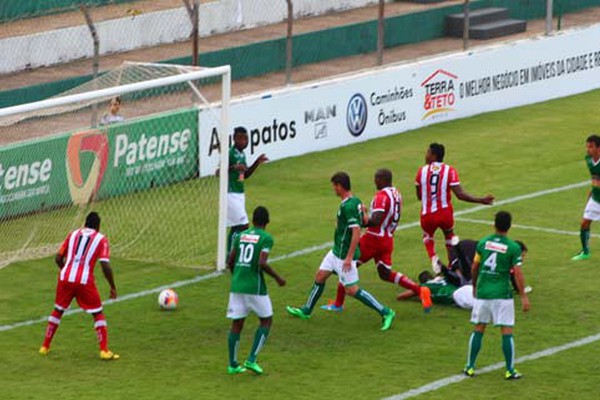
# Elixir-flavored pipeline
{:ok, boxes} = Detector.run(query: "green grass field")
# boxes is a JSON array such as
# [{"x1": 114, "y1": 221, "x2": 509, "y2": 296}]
[{"x1": 3, "y1": 89, "x2": 600, "y2": 399}]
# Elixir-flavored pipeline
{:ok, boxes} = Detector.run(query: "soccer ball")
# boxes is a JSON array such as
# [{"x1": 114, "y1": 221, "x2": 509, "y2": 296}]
[{"x1": 158, "y1": 289, "x2": 179, "y2": 310}]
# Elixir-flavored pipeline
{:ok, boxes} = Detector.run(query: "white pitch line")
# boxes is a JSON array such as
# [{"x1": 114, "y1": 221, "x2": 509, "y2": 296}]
[
  {"x1": 456, "y1": 217, "x2": 600, "y2": 238},
  {"x1": 382, "y1": 332, "x2": 600, "y2": 400},
  {"x1": 0, "y1": 180, "x2": 589, "y2": 333}
]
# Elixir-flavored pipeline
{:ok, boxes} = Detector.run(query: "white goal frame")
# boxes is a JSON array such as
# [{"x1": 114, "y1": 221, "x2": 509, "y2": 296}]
[{"x1": 0, "y1": 65, "x2": 232, "y2": 271}]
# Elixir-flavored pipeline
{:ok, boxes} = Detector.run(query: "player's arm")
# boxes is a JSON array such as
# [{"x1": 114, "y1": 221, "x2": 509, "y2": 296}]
[
  {"x1": 259, "y1": 251, "x2": 286, "y2": 287},
  {"x1": 244, "y1": 154, "x2": 268, "y2": 179},
  {"x1": 415, "y1": 184, "x2": 422, "y2": 201},
  {"x1": 512, "y1": 266, "x2": 530, "y2": 312},
  {"x1": 343, "y1": 226, "x2": 361, "y2": 271},
  {"x1": 451, "y1": 184, "x2": 494, "y2": 205},
  {"x1": 364, "y1": 211, "x2": 385, "y2": 228},
  {"x1": 227, "y1": 247, "x2": 237, "y2": 272},
  {"x1": 397, "y1": 289, "x2": 418, "y2": 301},
  {"x1": 100, "y1": 261, "x2": 117, "y2": 299},
  {"x1": 471, "y1": 254, "x2": 481, "y2": 298},
  {"x1": 55, "y1": 253, "x2": 65, "y2": 269}
]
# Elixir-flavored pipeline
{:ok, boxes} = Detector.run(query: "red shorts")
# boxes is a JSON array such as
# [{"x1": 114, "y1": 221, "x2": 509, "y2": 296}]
[
  {"x1": 55, "y1": 280, "x2": 103, "y2": 314},
  {"x1": 420, "y1": 208, "x2": 455, "y2": 237},
  {"x1": 359, "y1": 233, "x2": 394, "y2": 268}
]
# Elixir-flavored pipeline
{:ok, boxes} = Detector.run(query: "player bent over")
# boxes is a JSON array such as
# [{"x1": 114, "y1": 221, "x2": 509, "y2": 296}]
[
  {"x1": 463, "y1": 211, "x2": 530, "y2": 380},
  {"x1": 322, "y1": 169, "x2": 432, "y2": 313},
  {"x1": 39, "y1": 212, "x2": 119, "y2": 360},
  {"x1": 226, "y1": 206, "x2": 286, "y2": 375},
  {"x1": 287, "y1": 172, "x2": 396, "y2": 331},
  {"x1": 226, "y1": 127, "x2": 268, "y2": 252},
  {"x1": 572, "y1": 134, "x2": 600, "y2": 260},
  {"x1": 415, "y1": 143, "x2": 494, "y2": 273}
]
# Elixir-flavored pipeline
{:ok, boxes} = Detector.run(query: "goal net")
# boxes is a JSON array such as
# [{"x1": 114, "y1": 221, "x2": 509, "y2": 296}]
[{"x1": 0, "y1": 62, "x2": 231, "y2": 271}]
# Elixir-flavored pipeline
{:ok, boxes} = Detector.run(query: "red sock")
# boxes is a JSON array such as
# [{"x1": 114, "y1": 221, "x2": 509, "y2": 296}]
[
  {"x1": 399, "y1": 275, "x2": 421, "y2": 294},
  {"x1": 94, "y1": 313, "x2": 108, "y2": 351},
  {"x1": 423, "y1": 234, "x2": 436, "y2": 259},
  {"x1": 334, "y1": 282, "x2": 346, "y2": 308},
  {"x1": 42, "y1": 309, "x2": 63, "y2": 348}
]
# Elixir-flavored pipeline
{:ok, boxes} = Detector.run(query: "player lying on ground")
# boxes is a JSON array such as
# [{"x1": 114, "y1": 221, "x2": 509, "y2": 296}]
[
  {"x1": 225, "y1": 126, "x2": 268, "y2": 252},
  {"x1": 39, "y1": 212, "x2": 119, "y2": 361},
  {"x1": 226, "y1": 206, "x2": 286, "y2": 375},
  {"x1": 396, "y1": 271, "x2": 474, "y2": 310},
  {"x1": 572, "y1": 134, "x2": 600, "y2": 260},
  {"x1": 287, "y1": 172, "x2": 396, "y2": 331},
  {"x1": 415, "y1": 143, "x2": 494, "y2": 273},
  {"x1": 463, "y1": 211, "x2": 530, "y2": 380},
  {"x1": 321, "y1": 168, "x2": 432, "y2": 313}
]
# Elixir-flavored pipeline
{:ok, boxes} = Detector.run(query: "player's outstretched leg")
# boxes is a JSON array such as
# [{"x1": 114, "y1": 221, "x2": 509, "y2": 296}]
[
  {"x1": 346, "y1": 285, "x2": 395, "y2": 331},
  {"x1": 464, "y1": 328, "x2": 484, "y2": 377},
  {"x1": 40, "y1": 308, "x2": 63, "y2": 355},
  {"x1": 244, "y1": 318, "x2": 271, "y2": 375},
  {"x1": 228, "y1": 319, "x2": 246, "y2": 374},
  {"x1": 321, "y1": 282, "x2": 346, "y2": 312},
  {"x1": 287, "y1": 281, "x2": 325, "y2": 319},
  {"x1": 94, "y1": 313, "x2": 119, "y2": 361},
  {"x1": 376, "y1": 264, "x2": 432, "y2": 313}
]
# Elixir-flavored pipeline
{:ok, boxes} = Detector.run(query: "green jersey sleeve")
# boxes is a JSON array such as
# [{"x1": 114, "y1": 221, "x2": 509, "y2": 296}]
[
  {"x1": 343, "y1": 199, "x2": 362, "y2": 228},
  {"x1": 262, "y1": 234, "x2": 274, "y2": 254}
]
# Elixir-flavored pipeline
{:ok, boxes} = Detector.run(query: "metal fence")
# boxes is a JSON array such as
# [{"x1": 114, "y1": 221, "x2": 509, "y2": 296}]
[{"x1": 0, "y1": 0, "x2": 596, "y2": 108}]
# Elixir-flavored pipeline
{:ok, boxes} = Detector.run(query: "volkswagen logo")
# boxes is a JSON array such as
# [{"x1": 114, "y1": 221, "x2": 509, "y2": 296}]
[{"x1": 346, "y1": 94, "x2": 368, "y2": 137}]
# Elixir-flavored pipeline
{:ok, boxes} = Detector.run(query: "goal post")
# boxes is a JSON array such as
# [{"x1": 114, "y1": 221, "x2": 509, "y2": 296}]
[{"x1": 0, "y1": 63, "x2": 231, "y2": 271}]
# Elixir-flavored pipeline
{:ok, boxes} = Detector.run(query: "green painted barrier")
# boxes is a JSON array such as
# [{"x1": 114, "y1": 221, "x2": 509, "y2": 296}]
[
  {"x1": 2, "y1": 0, "x2": 600, "y2": 109},
  {"x1": 0, "y1": 107, "x2": 198, "y2": 219},
  {"x1": 0, "y1": 0, "x2": 136, "y2": 23}
]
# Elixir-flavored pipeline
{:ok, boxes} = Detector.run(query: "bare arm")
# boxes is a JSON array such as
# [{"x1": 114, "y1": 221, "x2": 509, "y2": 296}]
[
  {"x1": 100, "y1": 261, "x2": 117, "y2": 299},
  {"x1": 227, "y1": 247, "x2": 237, "y2": 272},
  {"x1": 259, "y1": 251, "x2": 286, "y2": 287},
  {"x1": 55, "y1": 253, "x2": 65, "y2": 269},
  {"x1": 365, "y1": 211, "x2": 384, "y2": 228},
  {"x1": 244, "y1": 154, "x2": 268, "y2": 179},
  {"x1": 397, "y1": 289, "x2": 418, "y2": 301},
  {"x1": 512, "y1": 266, "x2": 530, "y2": 312},
  {"x1": 343, "y1": 226, "x2": 361, "y2": 271},
  {"x1": 451, "y1": 184, "x2": 494, "y2": 205},
  {"x1": 415, "y1": 185, "x2": 422, "y2": 201}
]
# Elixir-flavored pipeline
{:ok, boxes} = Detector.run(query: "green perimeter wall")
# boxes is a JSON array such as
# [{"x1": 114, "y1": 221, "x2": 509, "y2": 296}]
[
  {"x1": 1, "y1": 0, "x2": 599, "y2": 109},
  {"x1": 0, "y1": 0, "x2": 136, "y2": 23}
]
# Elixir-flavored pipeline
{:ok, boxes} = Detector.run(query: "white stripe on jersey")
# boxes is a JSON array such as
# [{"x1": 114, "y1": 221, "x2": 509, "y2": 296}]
[
  {"x1": 81, "y1": 233, "x2": 104, "y2": 285},
  {"x1": 441, "y1": 164, "x2": 450, "y2": 209},
  {"x1": 60, "y1": 230, "x2": 79, "y2": 282},
  {"x1": 420, "y1": 166, "x2": 428, "y2": 216},
  {"x1": 68, "y1": 232, "x2": 90, "y2": 283},
  {"x1": 430, "y1": 164, "x2": 438, "y2": 214}
]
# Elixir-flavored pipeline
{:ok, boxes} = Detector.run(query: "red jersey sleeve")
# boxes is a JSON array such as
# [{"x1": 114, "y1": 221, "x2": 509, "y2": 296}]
[
  {"x1": 57, "y1": 233, "x2": 71, "y2": 257},
  {"x1": 449, "y1": 166, "x2": 460, "y2": 186},
  {"x1": 98, "y1": 237, "x2": 110, "y2": 262},
  {"x1": 371, "y1": 191, "x2": 388, "y2": 213}
]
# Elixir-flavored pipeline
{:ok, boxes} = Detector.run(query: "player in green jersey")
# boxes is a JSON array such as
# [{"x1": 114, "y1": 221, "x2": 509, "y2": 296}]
[
  {"x1": 227, "y1": 127, "x2": 268, "y2": 252},
  {"x1": 572, "y1": 134, "x2": 600, "y2": 260},
  {"x1": 463, "y1": 211, "x2": 530, "y2": 380},
  {"x1": 397, "y1": 271, "x2": 474, "y2": 309},
  {"x1": 286, "y1": 172, "x2": 396, "y2": 331},
  {"x1": 226, "y1": 206, "x2": 286, "y2": 375}
]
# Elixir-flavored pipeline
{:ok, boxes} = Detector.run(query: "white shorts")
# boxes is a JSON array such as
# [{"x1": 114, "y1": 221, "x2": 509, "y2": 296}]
[
  {"x1": 319, "y1": 250, "x2": 360, "y2": 287},
  {"x1": 227, "y1": 293, "x2": 273, "y2": 319},
  {"x1": 452, "y1": 285, "x2": 475, "y2": 310},
  {"x1": 227, "y1": 193, "x2": 249, "y2": 227},
  {"x1": 470, "y1": 298, "x2": 515, "y2": 327},
  {"x1": 583, "y1": 197, "x2": 600, "y2": 221}
]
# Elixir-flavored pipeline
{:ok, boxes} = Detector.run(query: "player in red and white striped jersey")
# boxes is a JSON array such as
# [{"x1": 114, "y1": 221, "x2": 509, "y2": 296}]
[
  {"x1": 416, "y1": 143, "x2": 494, "y2": 273},
  {"x1": 39, "y1": 212, "x2": 119, "y2": 361},
  {"x1": 323, "y1": 169, "x2": 432, "y2": 312}
]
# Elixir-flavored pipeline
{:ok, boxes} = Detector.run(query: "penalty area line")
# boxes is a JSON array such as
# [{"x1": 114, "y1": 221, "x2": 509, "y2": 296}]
[
  {"x1": 0, "y1": 180, "x2": 588, "y2": 333},
  {"x1": 381, "y1": 332, "x2": 600, "y2": 400}
]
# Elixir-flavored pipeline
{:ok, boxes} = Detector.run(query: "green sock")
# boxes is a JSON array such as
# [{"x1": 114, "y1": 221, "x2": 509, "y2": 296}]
[
  {"x1": 248, "y1": 326, "x2": 270, "y2": 363},
  {"x1": 502, "y1": 334, "x2": 515, "y2": 373},
  {"x1": 354, "y1": 289, "x2": 388, "y2": 316},
  {"x1": 301, "y1": 282, "x2": 325, "y2": 315},
  {"x1": 581, "y1": 229, "x2": 590, "y2": 254},
  {"x1": 466, "y1": 331, "x2": 484, "y2": 369},
  {"x1": 228, "y1": 331, "x2": 241, "y2": 368}
]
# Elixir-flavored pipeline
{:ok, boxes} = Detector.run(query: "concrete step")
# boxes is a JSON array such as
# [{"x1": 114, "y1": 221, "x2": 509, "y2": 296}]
[
  {"x1": 469, "y1": 19, "x2": 527, "y2": 40},
  {"x1": 445, "y1": 7, "x2": 510, "y2": 37}
]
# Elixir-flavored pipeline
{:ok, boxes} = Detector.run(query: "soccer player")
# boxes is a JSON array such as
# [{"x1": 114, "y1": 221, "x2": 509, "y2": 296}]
[
  {"x1": 39, "y1": 212, "x2": 119, "y2": 360},
  {"x1": 572, "y1": 134, "x2": 600, "y2": 260},
  {"x1": 286, "y1": 172, "x2": 396, "y2": 331},
  {"x1": 226, "y1": 206, "x2": 286, "y2": 375},
  {"x1": 227, "y1": 126, "x2": 268, "y2": 252},
  {"x1": 415, "y1": 143, "x2": 494, "y2": 272},
  {"x1": 463, "y1": 211, "x2": 530, "y2": 380},
  {"x1": 397, "y1": 271, "x2": 474, "y2": 310},
  {"x1": 321, "y1": 168, "x2": 432, "y2": 312}
]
